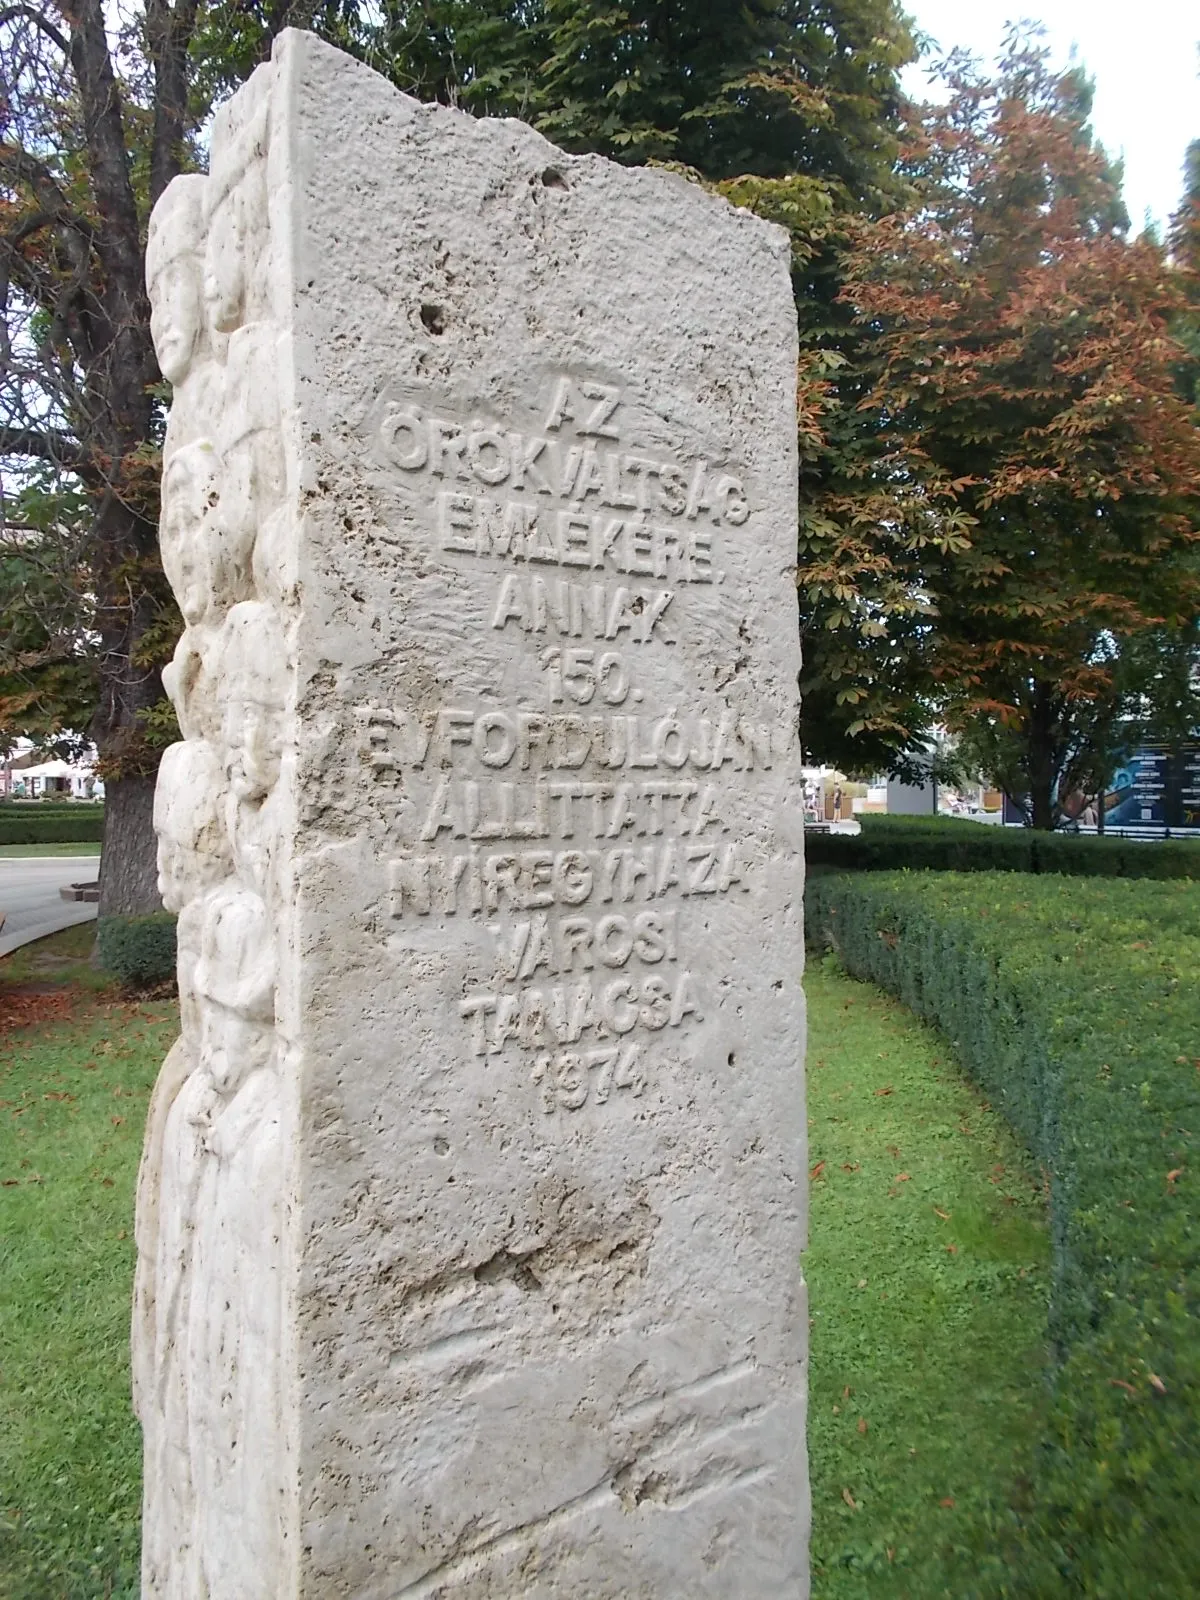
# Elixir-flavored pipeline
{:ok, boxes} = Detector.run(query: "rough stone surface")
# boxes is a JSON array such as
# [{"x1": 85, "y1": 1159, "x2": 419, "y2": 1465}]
[{"x1": 139, "y1": 30, "x2": 807, "y2": 1597}]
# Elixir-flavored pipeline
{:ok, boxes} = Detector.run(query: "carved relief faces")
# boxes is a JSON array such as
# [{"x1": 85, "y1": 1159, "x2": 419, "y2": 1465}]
[{"x1": 138, "y1": 54, "x2": 294, "y2": 1600}]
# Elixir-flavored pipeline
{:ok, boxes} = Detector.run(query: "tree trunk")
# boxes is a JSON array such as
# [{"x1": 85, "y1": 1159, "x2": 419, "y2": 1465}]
[
  {"x1": 98, "y1": 774, "x2": 162, "y2": 916},
  {"x1": 1029, "y1": 772, "x2": 1055, "y2": 831},
  {"x1": 1026, "y1": 682, "x2": 1060, "y2": 831}
]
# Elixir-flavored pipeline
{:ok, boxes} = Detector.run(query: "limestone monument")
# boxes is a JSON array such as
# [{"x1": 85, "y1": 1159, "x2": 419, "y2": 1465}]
[{"x1": 137, "y1": 29, "x2": 807, "y2": 1597}]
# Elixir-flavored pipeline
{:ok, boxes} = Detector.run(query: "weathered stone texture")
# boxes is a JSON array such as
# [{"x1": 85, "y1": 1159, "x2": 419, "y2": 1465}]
[{"x1": 140, "y1": 29, "x2": 807, "y2": 1597}]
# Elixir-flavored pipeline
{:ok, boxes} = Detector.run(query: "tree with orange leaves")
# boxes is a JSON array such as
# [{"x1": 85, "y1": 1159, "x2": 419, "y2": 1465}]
[{"x1": 809, "y1": 32, "x2": 1200, "y2": 825}]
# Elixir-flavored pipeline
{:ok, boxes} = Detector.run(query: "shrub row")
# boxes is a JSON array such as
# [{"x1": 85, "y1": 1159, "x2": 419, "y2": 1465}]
[
  {"x1": 95, "y1": 914, "x2": 177, "y2": 987},
  {"x1": 0, "y1": 810, "x2": 104, "y2": 844},
  {"x1": 806, "y1": 870, "x2": 1200, "y2": 1594},
  {"x1": 0, "y1": 799, "x2": 102, "y2": 808},
  {"x1": 806, "y1": 812, "x2": 1200, "y2": 878}
]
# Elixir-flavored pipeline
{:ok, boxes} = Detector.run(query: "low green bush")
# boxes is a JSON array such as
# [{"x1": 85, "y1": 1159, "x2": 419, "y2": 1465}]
[
  {"x1": 806, "y1": 812, "x2": 1200, "y2": 878},
  {"x1": 0, "y1": 799, "x2": 102, "y2": 808},
  {"x1": 0, "y1": 810, "x2": 105, "y2": 845},
  {"x1": 95, "y1": 914, "x2": 177, "y2": 987},
  {"x1": 806, "y1": 870, "x2": 1200, "y2": 1594}
]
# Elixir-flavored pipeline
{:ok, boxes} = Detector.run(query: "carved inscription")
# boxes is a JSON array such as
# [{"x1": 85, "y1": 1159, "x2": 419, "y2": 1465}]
[
  {"x1": 374, "y1": 375, "x2": 767, "y2": 1113},
  {"x1": 362, "y1": 708, "x2": 781, "y2": 776}
]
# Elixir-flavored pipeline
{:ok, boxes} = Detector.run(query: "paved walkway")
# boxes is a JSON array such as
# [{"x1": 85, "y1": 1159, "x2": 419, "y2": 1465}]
[{"x1": 0, "y1": 857, "x2": 100, "y2": 958}]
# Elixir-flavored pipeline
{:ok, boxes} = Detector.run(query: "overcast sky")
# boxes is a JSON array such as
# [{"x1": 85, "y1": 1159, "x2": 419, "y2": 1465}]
[{"x1": 900, "y1": 0, "x2": 1198, "y2": 234}]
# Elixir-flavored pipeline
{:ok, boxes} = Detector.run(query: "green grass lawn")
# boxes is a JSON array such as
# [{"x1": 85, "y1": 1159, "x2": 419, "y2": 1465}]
[
  {"x1": 0, "y1": 926, "x2": 174, "y2": 1600},
  {"x1": 806, "y1": 954, "x2": 1051, "y2": 1598},
  {"x1": 0, "y1": 844, "x2": 102, "y2": 859},
  {"x1": 0, "y1": 931, "x2": 1052, "y2": 1597}
]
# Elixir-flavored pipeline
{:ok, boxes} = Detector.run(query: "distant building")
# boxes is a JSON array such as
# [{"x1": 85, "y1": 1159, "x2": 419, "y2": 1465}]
[{"x1": 1, "y1": 742, "x2": 103, "y2": 799}]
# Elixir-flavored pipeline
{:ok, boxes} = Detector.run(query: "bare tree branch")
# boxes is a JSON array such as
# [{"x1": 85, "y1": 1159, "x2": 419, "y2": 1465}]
[
  {"x1": 0, "y1": 4, "x2": 68, "y2": 56},
  {"x1": 0, "y1": 424, "x2": 84, "y2": 467},
  {"x1": 3, "y1": 206, "x2": 95, "y2": 249},
  {"x1": 0, "y1": 143, "x2": 89, "y2": 236}
]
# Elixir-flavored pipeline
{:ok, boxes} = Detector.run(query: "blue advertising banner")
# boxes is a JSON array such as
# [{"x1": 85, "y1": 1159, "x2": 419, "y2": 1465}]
[
  {"x1": 1182, "y1": 747, "x2": 1200, "y2": 830},
  {"x1": 1001, "y1": 744, "x2": 1200, "y2": 833},
  {"x1": 1105, "y1": 747, "x2": 1170, "y2": 828}
]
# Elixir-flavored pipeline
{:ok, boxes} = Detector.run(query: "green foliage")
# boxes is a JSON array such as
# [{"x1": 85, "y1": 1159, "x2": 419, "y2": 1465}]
[
  {"x1": 0, "y1": 810, "x2": 105, "y2": 845},
  {"x1": 808, "y1": 816, "x2": 1034, "y2": 873},
  {"x1": 806, "y1": 814, "x2": 1200, "y2": 878},
  {"x1": 0, "y1": 473, "x2": 98, "y2": 757},
  {"x1": 95, "y1": 914, "x2": 177, "y2": 987},
  {"x1": 806, "y1": 871, "x2": 1200, "y2": 1593},
  {"x1": 0, "y1": 802, "x2": 101, "y2": 812},
  {"x1": 806, "y1": 962, "x2": 1050, "y2": 1595},
  {"x1": 803, "y1": 35, "x2": 1200, "y2": 803},
  {"x1": 355, "y1": 0, "x2": 914, "y2": 198}
]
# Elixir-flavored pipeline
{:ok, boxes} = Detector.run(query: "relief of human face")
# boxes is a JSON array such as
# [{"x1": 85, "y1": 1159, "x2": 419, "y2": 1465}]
[
  {"x1": 203, "y1": 189, "x2": 249, "y2": 335},
  {"x1": 160, "y1": 443, "x2": 223, "y2": 627},
  {"x1": 149, "y1": 247, "x2": 204, "y2": 385},
  {"x1": 199, "y1": 998, "x2": 273, "y2": 1097},
  {"x1": 226, "y1": 698, "x2": 283, "y2": 803},
  {"x1": 153, "y1": 744, "x2": 230, "y2": 912}
]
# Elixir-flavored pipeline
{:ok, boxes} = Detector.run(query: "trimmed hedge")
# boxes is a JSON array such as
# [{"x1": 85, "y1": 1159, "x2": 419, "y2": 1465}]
[
  {"x1": 0, "y1": 809, "x2": 104, "y2": 845},
  {"x1": 0, "y1": 803, "x2": 102, "y2": 816},
  {"x1": 806, "y1": 812, "x2": 1200, "y2": 878},
  {"x1": 96, "y1": 913, "x2": 177, "y2": 987},
  {"x1": 0, "y1": 799, "x2": 102, "y2": 808},
  {"x1": 807, "y1": 870, "x2": 1200, "y2": 1594}
]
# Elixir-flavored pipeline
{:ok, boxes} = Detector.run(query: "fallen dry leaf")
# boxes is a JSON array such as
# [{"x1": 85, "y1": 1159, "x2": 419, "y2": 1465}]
[
  {"x1": 1149, "y1": 1374, "x2": 1167, "y2": 1396},
  {"x1": 857, "y1": 1417, "x2": 868, "y2": 1435},
  {"x1": 0, "y1": 990, "x2": 76, "y2": 1032},
  {"x1": 1109, "y1": 1378, "x2": 1137, "y2": 1395},
  {"x1": 945, "y1": 1244, "x2": 958, "y2": 1254},
  {"x1": 841, "y1": 1488, "x2": 858, "y2": 1511},
  {"x1": 895, "y1": 1172, "x2": 911, "y2": 1182},
  {"x1": 874, "y1": 1086, "x2": 894, "y2": 1097},
  {"x1": 842, "y1": 1385, "x2": 852, "y2": 1398},
  {"x1": 940, "y1": 1497, "x2": 956, "y2": 1509},
  {"x1": 810, "y1": 1161, "x2": 826, "y2": 1180},
  {"x1": 933, "y1": 1207, "x2": 951, "y2": 1220}
]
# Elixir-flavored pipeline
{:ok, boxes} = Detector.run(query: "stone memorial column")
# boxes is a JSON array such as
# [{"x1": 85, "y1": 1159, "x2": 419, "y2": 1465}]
[{"x1": 139, "y1": 29, "x2": 807, "y2": 1597}]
